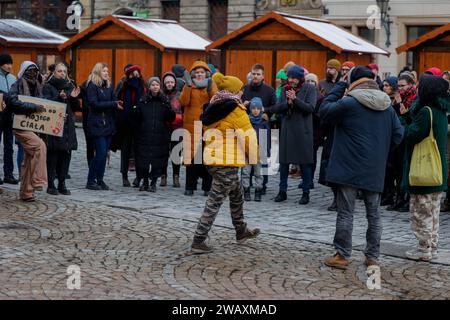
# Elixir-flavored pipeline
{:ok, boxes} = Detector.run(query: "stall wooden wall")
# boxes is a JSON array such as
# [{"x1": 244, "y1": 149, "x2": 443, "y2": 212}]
[
  {"x1": 0, "y1": 46, "x2": 63, "y2": 77},
  {"x1": 226, "y1": 50, "x2": 273, "y2": 85},
  {"x1": 69, "y1": 22, "x2": 207, "y2": 87},
  {"x1": 417, "y1": 34, "x2": 450, "y2": 74},
  {"x1": 334, "y1": 52, "x2": 373, "y2": 68},
  {"x1": 276, "y1": 50, "x2": 327, "y2": 80}
]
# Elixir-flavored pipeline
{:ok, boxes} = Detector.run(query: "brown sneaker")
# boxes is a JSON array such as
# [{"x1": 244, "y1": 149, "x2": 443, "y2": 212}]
[
  {"x1": 365, "y1": 258, "x2": 379, "y2": 267},
  {"x1": 324, "y1": 253, "x2": 349, "y2": 270},
  {"x1": 236, "y1": 227, "x2": 260, "y2": 244}
]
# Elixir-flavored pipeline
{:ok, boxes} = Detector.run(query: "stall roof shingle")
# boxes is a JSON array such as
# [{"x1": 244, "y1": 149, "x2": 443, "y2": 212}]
[
  {"x1": 0, "y1": 19, "x2": 68, "y2": 45},
  {"x1": 207, "y1": 11, "x2": 389, "y2": 56},
  {"x1": 59, "y1": 15, "x2": 211, "y2": 52}
]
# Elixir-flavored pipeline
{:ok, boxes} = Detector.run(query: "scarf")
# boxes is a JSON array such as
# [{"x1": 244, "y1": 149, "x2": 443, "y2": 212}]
[
  {"x1": 400, "y1": 86, "x2": 417, "y2": 110},
  {"x1": 193, "y1": 78, "x2": 209, "y2": 88},
  {"x1": 210, "y1": 90, "x2": 242, "y2": 105},
  {"x1": 48, "y1": 76, "x2": 71, "y2": 91},
  {"x1": 249, "y1": 113, "x2": 263, "y2": 126},
  {"x1": 202, "y1": 99, "x2": 239, "y2": 126},
  {"x1": 19, "y1": 77, "x2": 43, "y2": 97},
  {"x1": 122, "y1": 77, "x2": 144, "y2": 116}
]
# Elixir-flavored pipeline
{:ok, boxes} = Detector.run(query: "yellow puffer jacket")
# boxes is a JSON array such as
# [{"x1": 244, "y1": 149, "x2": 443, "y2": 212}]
[{"x1": 203, "y1": 103, "x2": 258, "y2": 167}]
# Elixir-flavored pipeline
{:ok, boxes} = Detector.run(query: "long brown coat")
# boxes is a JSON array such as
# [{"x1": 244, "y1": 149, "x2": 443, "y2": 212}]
[{"x1": 179, "y1": 61, "x2": 217, "y2": 160}]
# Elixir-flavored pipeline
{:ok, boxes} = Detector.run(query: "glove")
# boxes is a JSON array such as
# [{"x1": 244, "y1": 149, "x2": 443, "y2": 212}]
[
  {"x1": 35, "y1": 105, "x2": 46, "y2": 113},
  {"x1": 183, "y1": 69, "x2": 193, "y2": 87}
]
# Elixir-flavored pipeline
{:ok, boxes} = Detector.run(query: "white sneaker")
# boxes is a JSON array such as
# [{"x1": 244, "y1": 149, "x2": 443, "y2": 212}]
[
  {"x1": 405, "y1": 247, "x2": 432, "y2": 262},
  {"x1": 432, "y1": 249, "x2": 438, "y2": 259}
]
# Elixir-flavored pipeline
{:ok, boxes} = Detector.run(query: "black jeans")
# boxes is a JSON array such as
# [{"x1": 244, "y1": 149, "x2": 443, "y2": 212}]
[
  {"x1": 185, "y1": 163, "x2": 212, "y2": 192},
  {"x1": 162, "y1": 141, "x2": 181, "y2": 177},
  {"x1": 47, "y1": 150, "x2": 71, "y2": 184},
  {"x1": 120, "y1": 130, "x2": 135, "y2": 179},
  {"x1": 0, "y1": 119, "x2": 14, "y2": 177},
  {"x1": 138, "y1": 165, "x2": 162, "y2": 185}
]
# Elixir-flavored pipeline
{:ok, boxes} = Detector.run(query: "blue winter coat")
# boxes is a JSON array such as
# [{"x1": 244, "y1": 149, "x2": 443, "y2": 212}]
[
  {"x1": 320, "y1": 80, "x2": 404, "y2": 193},
  {"x1": 86, "y1": 81, "x2": 117, "y2": 138}
]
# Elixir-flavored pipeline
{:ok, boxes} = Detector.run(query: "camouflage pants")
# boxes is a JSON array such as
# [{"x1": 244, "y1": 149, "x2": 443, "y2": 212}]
[
  {"x1": 410, "y1": 192, "x2": 442, "y2": 250},
  {"x1": 193, "y1": 166, "x2": 246, "y2": 243}
]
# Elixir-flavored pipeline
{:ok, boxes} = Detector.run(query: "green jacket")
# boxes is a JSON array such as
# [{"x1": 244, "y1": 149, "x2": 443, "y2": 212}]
[{"x1": 402, "y1": 97, "x2": 449, "y2": 194}]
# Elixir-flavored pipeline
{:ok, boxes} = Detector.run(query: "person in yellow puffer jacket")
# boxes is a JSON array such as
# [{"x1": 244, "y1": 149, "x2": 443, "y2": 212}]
[{"x1": 191, "y1": 72, "x2": 260, "y2": 254}]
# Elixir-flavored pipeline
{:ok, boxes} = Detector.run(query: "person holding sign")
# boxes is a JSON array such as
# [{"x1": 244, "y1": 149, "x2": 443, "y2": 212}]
[
  {"x1": 6, "y1": 61, "x2": 47, "y2": 202},
  {"x1": 43, "y1": 63, "x2": 80, "y2": 196},
  {"x1": 85, "y1": 63, "x2": 123, "y2": 191}
]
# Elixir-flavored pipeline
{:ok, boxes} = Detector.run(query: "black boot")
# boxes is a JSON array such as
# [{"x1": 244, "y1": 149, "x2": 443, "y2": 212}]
[
  {"x1": 244, "y1": 187, "x2": 251, "y2": 201},
  {"x1": 47, "y1": 181, "x2": 58, "y2": 195},
  {"x1": 299, "y1": 192, "x2": 310, "y2": 205},
  {"x1": 58, "y1": 180, "x2": 71, "y2": 195},
  {"x1": 184, "y1": 190, "x2": 194, "y2": 196},
  {"x1": 254, "y1": 188, "x2": 262, "y2": 202},
  {"x1": 149, "y1": 180, "x2": 157, "y2": 192},
  {"x1": 380, "y1": 192, "x2": 395, "y2": 206},
  {"x1": 140, "y1": 179, "x2": 149, "y2": 192},
  {"x1": 123, "y1": 177, "x2": 131, "y2": 187},
  {"x1": 132, "y1": 178, "x2": 140, "y2": 188},
  {"x1": 261, "y1": 185, "x2": 267, "y2": 195},
  {"x1": 274, "y1": 191, "x2": 287, "y2": 202}
]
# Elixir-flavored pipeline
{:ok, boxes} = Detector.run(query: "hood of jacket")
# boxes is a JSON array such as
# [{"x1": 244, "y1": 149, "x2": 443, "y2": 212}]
[
  {"x1": 18, "y1": 61, "x2": 38, "y2": 80},
  {"x1": 348, "y1": 79, "x2": 391, "y2": 111},
  {"x1": 201, "y1": 98, "x2": 239, "y2": 126},
  {"x1": 189, "y1": 61, "x2": 211, "y2": 74}
]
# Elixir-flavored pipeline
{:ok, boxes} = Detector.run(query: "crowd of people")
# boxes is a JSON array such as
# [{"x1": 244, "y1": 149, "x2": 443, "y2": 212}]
[{"x1": 1, "y1": 51, "x2": 449, "y2": 267}]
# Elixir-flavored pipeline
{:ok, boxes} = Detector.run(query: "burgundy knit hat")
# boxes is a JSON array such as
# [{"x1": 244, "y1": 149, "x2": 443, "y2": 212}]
[{"x1": 125, "y1": 65, "x2": 142, "y2": 76}]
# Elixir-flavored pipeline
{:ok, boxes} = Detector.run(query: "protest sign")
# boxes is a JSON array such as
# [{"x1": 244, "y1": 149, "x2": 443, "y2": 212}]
[{"x1": 13, "y1": 95, "x2": 66, "y2": 137}]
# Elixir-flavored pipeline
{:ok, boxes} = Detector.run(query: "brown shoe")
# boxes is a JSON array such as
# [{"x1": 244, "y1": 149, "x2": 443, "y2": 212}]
[
  {"x1": 365, "y1": 258, "x2": 379, "y2": 267},
  {"x1": 324, "y1": 253, "x2": 349, "y2": 270},
  {"x1": 236, "y1": 227, "x2": 260, "y2": 244},
  {"x1": 0, "y1": 187, "x2": 4, "y2": 194}
]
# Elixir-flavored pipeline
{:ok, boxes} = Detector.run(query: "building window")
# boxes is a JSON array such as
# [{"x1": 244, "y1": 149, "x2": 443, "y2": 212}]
[
  {"x1": 0, "y1": 1, "x2": 17, "y2": 18},
  {"x1": 161, "y1": 0, "x2": 180, "y2": 21},
  {"x1": 12, "y1": 0, "x2": 75, "y2": 35},
  {"x1": 358, "y1": 26, "x2": 375, "y2": 44},
  {"x1": 208, "y1": 0, "x2": 228, "y2": 41},
  {"x1": 406, "y1": 25, "x2": 442, "y2": 66}
]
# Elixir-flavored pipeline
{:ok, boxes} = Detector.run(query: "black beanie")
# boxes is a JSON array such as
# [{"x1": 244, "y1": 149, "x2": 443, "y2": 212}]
[
  {"x1": 171, "y1": 64, "x2": 186, "y2": 78},
  {"x1": 349, "y1": 66, "x2": 374, "y2": 84},
  {"x1": 0, "y1": 54, "x2": 13, "y2": 66}
]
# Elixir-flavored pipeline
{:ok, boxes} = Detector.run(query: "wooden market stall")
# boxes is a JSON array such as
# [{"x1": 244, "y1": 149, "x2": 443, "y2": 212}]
[
  {"x1": 0, "y1": 19, "x2": 67, "y2": 76},
  {"x1": 58, "y1": 15, "x2": 211, "y2": 87},
  {"x1": 396, "y1": 23, "x2": 450, "y2": 75},
  {"x1": 207, "y1": 11, "x2": 389, "y2": 85}
]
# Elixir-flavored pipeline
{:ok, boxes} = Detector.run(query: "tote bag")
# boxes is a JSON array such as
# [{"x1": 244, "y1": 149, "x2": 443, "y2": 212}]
[{"x1": 409, "y1": 107, "x2": 443, "y2": 187}]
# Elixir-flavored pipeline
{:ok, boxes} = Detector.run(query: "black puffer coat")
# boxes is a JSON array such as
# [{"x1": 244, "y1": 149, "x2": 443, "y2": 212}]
[
  {"x1": 42, "y1": 77, "x2": 79, "y2": 151},
  {"x1": 132, "y1": 92, "x2": 175, "y2": 169}
]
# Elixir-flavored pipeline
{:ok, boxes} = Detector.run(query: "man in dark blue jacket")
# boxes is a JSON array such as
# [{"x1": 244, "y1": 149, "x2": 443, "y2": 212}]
[{"x1": 320, "y1": 66, "x2": 404, "y2": 269}]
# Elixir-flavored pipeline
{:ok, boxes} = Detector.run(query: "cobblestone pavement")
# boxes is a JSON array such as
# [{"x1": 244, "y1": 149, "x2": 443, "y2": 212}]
[{"x1": 0, "y1": 128, "x2": 449, "y2": 299}]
